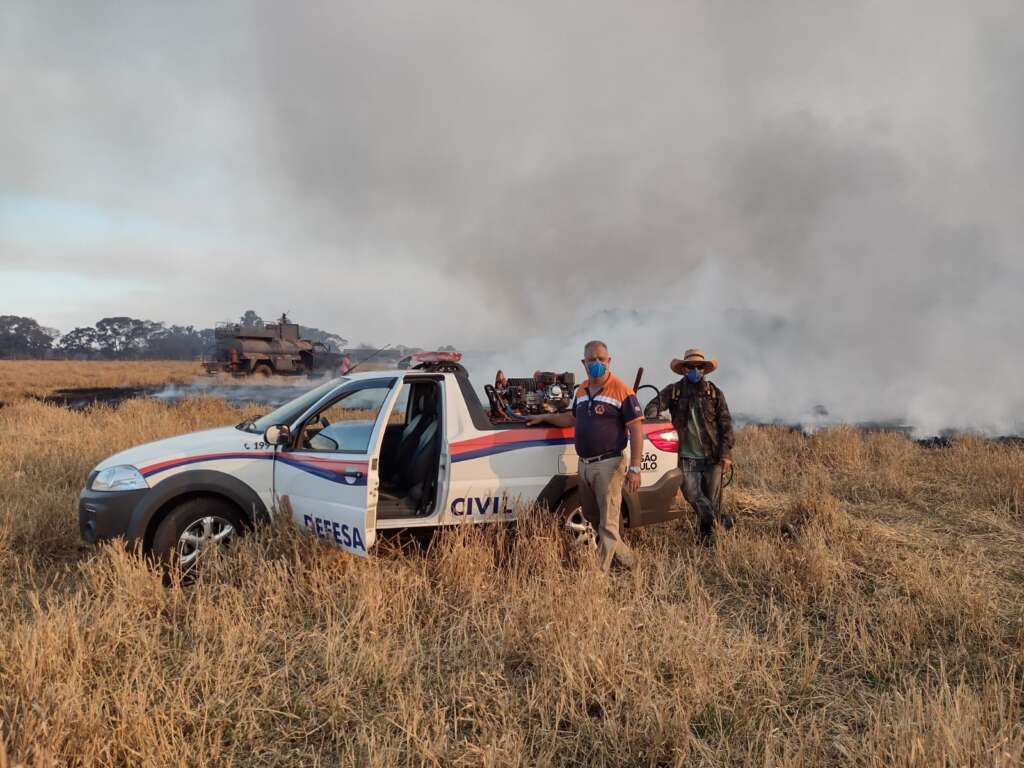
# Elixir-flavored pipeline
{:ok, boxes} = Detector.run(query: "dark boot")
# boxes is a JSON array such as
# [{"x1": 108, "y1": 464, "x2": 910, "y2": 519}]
[{"x1": 696, "y1": 500, "x2": 715, "y2": 544}]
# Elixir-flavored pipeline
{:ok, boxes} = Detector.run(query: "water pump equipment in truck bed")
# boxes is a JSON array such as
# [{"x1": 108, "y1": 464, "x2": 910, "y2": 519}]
[{"x1": 485, "y1": 370, "x2": 576, "y2": 422}]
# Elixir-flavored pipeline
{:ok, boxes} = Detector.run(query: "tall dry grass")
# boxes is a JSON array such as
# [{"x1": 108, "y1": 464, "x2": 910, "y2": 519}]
[{"x1": 0, "y1": 364, "x2": 1022, "y2": 766}]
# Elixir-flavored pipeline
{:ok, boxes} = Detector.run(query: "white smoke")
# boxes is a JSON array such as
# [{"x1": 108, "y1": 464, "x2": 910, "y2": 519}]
[{"x1": 2, "y1": 0, "x2": 1022, "y2": 434}]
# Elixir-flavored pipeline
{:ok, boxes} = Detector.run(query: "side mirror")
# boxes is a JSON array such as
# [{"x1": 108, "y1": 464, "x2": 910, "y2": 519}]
[{"x1": 263, "y1": 424, "x2": 291, "y2": 446}]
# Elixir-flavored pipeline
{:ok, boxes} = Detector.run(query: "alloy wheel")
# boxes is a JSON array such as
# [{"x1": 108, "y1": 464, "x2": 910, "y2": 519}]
[
  {"x1": 176, "y1": 515, "x2": 236, "y2": 568},
  {"x1": 562, "y1": 504, "x2": 597, "y2": 550}
]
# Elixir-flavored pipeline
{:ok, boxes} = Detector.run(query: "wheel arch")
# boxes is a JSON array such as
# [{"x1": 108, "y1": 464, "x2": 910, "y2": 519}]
[
  {"x1": 126, "y1": 469, "x2": 271, "y2": 551},
  {"x1": 536, "y1": 474, "x2": 577, "y2": 515},
  {"x1": 535, "y1": 474, "x2": 630, "y2": 529}
]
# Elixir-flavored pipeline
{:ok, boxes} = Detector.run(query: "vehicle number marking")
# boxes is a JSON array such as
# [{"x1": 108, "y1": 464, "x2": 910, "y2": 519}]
[{"x1": 244, "y1": 441, "x2": 270, "y2": 450}]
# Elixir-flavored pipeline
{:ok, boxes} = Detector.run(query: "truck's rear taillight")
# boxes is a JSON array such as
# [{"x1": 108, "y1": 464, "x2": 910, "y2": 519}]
[{"x1": 647, "y1": 428, "x2": 679, "y2": 453}]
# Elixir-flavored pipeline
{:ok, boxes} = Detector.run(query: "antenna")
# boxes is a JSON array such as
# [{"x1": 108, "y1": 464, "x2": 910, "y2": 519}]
[{"x1": 344, "y1": 344, "x2": 391, "y2": 375}]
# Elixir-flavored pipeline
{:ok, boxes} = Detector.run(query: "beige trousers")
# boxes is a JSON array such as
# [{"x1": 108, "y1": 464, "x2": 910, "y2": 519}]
[{"x1": 578, "y1": 453, "x2": 636, "y2": 572}]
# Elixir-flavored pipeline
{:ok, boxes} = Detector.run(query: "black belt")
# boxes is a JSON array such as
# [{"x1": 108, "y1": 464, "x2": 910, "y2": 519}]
[
  {"x1": 679, "y1": 457, "x2": 715, "y2": 468},
  {"x1": 579, "y1": 450, "x2": 623, "y2": 464}
]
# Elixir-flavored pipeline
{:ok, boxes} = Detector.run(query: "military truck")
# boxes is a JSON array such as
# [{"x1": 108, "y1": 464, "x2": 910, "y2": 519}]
[{"x1": 202, "y1": 314, "x2": 347, "y2": 377}]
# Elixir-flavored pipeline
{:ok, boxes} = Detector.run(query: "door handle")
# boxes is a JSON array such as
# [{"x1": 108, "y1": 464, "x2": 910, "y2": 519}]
[{"x1": 343, "y1": 470, "x2": 364, "y2": 479}]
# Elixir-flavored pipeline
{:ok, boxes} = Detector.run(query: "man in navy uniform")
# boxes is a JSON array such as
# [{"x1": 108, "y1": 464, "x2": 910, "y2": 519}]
[{"x1": 529, "y1": 340, "x2": 645, "y2": 571}]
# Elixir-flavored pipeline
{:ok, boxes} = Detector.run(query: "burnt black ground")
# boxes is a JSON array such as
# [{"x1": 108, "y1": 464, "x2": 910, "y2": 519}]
[
  {"x1": 38, "y1": 386, "x2": 161, "y2": 410},
  {"x1": 36, "y1": 380, "x2": 320, "y2": 411}
]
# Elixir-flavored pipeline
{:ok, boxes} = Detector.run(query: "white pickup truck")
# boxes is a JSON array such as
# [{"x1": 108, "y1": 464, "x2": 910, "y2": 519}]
[{"x1": 79, "y1": 361, "x2": 684, "y2": 569}]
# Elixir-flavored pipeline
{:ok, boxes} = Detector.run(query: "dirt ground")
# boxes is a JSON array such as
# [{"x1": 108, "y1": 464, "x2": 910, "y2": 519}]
[{"x1": 0, "y1": 361, "x2": 1021, "y2": 766}]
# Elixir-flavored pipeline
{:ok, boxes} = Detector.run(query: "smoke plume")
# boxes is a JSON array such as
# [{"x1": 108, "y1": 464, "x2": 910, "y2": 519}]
[{"x1": 2, "y1": 0, "x2": 1022, "y2": 433}]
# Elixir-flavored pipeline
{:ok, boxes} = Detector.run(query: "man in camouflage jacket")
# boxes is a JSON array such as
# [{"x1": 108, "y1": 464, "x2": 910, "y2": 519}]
[{"x1": 648, "y1": 348, "x2": 734, "y2": 542}]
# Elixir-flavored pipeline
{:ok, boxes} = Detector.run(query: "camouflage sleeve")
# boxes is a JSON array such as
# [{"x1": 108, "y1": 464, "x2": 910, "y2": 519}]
[
  {"x1": 644, "y1": 383, "x2": 674, "y2": 418},
  {"x1": 716, "y1": 387, "x2": 734, "y2": 459}
]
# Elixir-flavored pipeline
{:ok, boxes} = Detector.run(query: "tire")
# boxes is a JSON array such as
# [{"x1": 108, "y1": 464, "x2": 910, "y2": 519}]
[
  {"x1": 151, "y1": 497, "x2": 247, "y2": 579},
  {"x1": 252, "y1": 363, "x2": 273, "y2": 377},
  {"x1": 555, "y1": 490, "x2": 597, "y2": 552}
]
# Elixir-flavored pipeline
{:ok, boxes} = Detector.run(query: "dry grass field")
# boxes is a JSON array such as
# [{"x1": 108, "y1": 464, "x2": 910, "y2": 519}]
[
  {"x1": 1, "y1": 362, "x2": 1022, "y2": 766},
  {"x1": 0, "y1": 360, "x2": 201, "y2": 402}
]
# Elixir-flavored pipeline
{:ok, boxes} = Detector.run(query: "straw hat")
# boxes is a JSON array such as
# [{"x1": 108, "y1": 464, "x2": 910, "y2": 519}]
[{"x1": 670, "y1": 348, "x2": 718, "y2": 375}]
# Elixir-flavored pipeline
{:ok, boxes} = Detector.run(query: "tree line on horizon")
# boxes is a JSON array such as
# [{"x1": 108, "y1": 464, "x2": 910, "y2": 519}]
[{"x1": 0, "y1": 311, "x2": 349, "y2": 361}]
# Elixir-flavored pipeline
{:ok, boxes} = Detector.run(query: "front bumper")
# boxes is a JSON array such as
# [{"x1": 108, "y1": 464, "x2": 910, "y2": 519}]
[{"x1": 78, "y1": 485, "x2": 149, "y2": 544}]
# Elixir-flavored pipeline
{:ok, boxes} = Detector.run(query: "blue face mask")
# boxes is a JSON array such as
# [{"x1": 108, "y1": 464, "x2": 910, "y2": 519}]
[
  {"x1": 686, "y1": 368, "x2": 703, "y2": 383},
  {"x1": 586, "y1": 361, "x2": 607, "y2": 379}
]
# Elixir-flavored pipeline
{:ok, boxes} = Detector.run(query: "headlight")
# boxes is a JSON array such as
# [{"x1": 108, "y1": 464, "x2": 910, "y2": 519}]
[{"x1": 91, "y1": 465, "x2": 149, "y2": 492}]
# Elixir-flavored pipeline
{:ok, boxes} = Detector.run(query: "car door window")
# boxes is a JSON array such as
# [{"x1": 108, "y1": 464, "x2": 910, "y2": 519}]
[
  {"x1": 389, "y1": 384, "x2": 411, "y2": 425},
  {"x1": 300, "y1": 385, "x2": 393, "y2": 453}
]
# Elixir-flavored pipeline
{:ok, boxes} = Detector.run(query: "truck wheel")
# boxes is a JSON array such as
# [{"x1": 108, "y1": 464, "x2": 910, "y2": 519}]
[
  {"x1": 151, "y1": 497, "x2": 247, "y2": 579},
  {"x1": 556, "y1": 490, "x2": 596, "y2": 551},
  {"x1": 252, "y1": 364, "x2": 273, "y2": 377}
]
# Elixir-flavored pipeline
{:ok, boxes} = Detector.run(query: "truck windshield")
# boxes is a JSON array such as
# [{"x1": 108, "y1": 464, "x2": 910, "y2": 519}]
[{"x1": 237, "y1": 378, "x2": 347, "y2": 434}]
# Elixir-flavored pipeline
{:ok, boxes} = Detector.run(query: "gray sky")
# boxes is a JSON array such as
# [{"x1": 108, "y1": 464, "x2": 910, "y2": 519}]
[{"x1": 2, "y1": 0, "x2": 1022, "y2": 431}]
